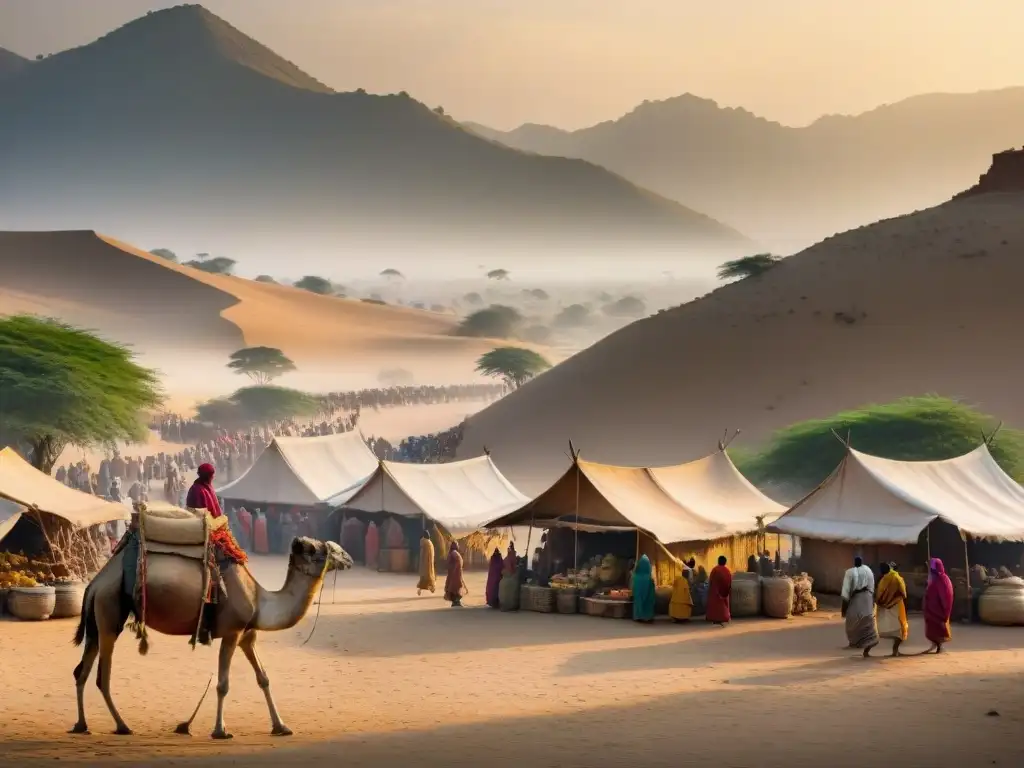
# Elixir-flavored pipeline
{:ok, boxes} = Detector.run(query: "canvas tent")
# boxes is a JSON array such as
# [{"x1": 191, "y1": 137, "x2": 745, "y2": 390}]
[
  {"x1": 0, "y1": 447, "x2": 129, "y2": 529},
  {"x1": 342, "y1": 455, "x2": 529, "y2": 538},
  {"x1": 0, "y1": 498, "x2": 24, "y2": 542},
  {"x1": 486, "y1": 449, "x2": 784, "y2": 544},
  {"x1": 217, "y1": 432, "x2": 378, "y2": 507},
  {"x1": 767, "y1": 444, "x2": 1024, "y2": 545}
]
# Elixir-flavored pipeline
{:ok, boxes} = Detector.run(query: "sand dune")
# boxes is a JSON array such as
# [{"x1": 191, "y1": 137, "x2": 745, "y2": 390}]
[
  {"x1": 459, "y1": 189, "x2": 1024, "y2": 494},
  {"x1": 0, "y1": 231, "x2": 502, "y2": 397}
]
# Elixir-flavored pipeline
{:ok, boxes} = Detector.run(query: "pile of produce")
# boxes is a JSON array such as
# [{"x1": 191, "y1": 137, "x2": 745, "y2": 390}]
[
  {"x1": 550, "y1": 570, "x2": 589, "y2": 589},
  {"x1": 792, "y1": 572, "x2": 817, "y2": 614},
  {"x1": 0, "y1": 552, "x2": 54, "y2": 589},
  {"x1": 601, "y1": 588, "x2": 632, "y2": 601}
]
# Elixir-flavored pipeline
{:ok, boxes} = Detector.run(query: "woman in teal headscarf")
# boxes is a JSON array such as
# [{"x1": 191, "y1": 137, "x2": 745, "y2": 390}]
[{"x1": 631, "y1": 555, "x2": 656, "y2": 623}]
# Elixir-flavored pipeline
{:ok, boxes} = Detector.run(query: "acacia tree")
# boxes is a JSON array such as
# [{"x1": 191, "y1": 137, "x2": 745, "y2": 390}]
[
  {"x1": 0, "y1": 315, "x2": 162, "y2": 473},
  {"x1": 487, "y1": 268, "x2": 510, "y2": 281},
  {"x1": 476, "y1": 347, "x2": 551, "y2": 389},
  {"x1": 149, "y1": 248, "x2": 177, "y2": 262},
  {"x1": 226, "y1": 346, "x2": 297, "y2": 384},
  {"x1": 455, "y1": 305, "x2": 522, "y2": 338},
  {"x1": 379, "y1": 268, "x2": 404, "y2": 280},
  {"x1": 184, "y1": 255, "x2": 236, "y2": 275},
  {"x1": 294, "y1": 275, "x2": 334, "y2": 295},
  {"x1": 717, "y1": 253, "x2": 782, "y2": 281}
]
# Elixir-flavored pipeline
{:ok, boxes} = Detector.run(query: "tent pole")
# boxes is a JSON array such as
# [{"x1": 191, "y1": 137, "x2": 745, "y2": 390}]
[
  {"x1": 573, "y1": 459, "x2": 580, "y2": 576},
  {"x1": 524, "y1": 512, "x2": 534, "y2": 571},
  {"x1": 962, "y1": 529, "x2": 972, "y2": 623},
  {"x1": 926, "y1": 524, "x2": 931, "y2": 561}
]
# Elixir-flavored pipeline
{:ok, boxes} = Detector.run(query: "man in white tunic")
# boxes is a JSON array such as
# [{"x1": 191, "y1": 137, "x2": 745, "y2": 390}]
[{"x1": 841, "y1": 556, "x2": 879, "y2": 657}]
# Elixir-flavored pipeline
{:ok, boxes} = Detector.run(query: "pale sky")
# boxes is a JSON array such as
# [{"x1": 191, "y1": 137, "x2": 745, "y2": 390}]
[{"x1": 2, "y1": 0, "x2": 1022, "y2": 130}]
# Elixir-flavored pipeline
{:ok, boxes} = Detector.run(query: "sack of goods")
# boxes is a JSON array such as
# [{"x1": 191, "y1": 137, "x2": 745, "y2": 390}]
[
  {"x1": 792, "y1": 573, "x2": 817, "y2": 614},
  {"x1": 978, "y1": 576, "x2": 1024, "y2": 626},
  {"x1": 761, "y1": 576, "x2": 795, "y2": 619},
  {"x1": 730, "y1": 573, "x2": 761, "y2": 618}
]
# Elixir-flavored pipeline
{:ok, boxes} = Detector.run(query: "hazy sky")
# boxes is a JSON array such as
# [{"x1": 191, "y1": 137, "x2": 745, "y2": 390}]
[{"x1": 2, "y1": 0, "x2": 1023, "y2": 130}]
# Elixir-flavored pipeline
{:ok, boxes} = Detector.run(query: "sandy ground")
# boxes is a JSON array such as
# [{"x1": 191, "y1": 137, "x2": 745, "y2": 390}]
[
  {"x1": 1, "y1": 559, "x2": 1022, "y2": 768},
  {"x1": 460, "y1": 191, "x2": 1024, "y2": 493}
]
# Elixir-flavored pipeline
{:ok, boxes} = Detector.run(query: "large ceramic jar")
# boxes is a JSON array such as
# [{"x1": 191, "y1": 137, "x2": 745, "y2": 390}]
[
  {"x1": 8, "y1": 585, "x2": 57, "y2": 621},
  {"x1": 52, "y1": 582, "x2": 86, "y2": 619}
]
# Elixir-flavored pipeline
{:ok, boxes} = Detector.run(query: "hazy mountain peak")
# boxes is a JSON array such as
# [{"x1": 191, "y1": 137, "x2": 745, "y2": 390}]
[
  {"x1": 0, "y1": 47, "x2": 30, "y2": 78},
  {"x1": 34, "y1": 3, "x2": 333, "y2": 93}
]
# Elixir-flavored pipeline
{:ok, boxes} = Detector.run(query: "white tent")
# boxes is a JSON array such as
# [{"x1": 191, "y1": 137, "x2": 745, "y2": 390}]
[
  {"x1": 486, "y1": 449, "x2": 780, "y2": 545},
  {"x1": 767, "y1": 444, "x2": 1024, "y2": 544},
  {"x1": 0, "y1": 447, "x2": 129, "y2": 528},
  {"x1": 216, "y1": 432, "x2": 378, "y2": 507},
  {"x1": 342, "y1": 456, "x2": 529, "y2": 538}
]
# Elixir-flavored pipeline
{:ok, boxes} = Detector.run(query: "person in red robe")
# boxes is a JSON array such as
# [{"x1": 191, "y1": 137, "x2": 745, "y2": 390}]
[
  {"x1": 923, "y1": 557, "x2": 954, "y2": 653},
  {"x1": 185, "y1": 463, "x2": 222, "y2": 517},
  {"x1": 444, "y1": 542, "x2": 468, "y2": 607},
  {"x1": 706, "y1": 555, "x2": 733, "y2": 626},
  {"x1": 236, "y1": 506, "x2": 253, "y2": 550}
]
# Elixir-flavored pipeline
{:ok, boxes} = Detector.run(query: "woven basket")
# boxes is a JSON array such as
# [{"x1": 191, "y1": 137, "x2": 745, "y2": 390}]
[
  {"x1": 731, "y1": 576, "x2": 761, "y2": 618},
  {"x1": 581, "y1": 597, "x2": 631, "y2": 619},
  {"x1": 979, "y1": 578, "x2": 1024, "y2": 626},
  {"x1": 8, "y1": 586, "x2": 56, "y2": 621},
  {"x1": 762, "y1": 577, "x2": 794, "y2": 619},
  {"x1": 51, "y1": 582, "x2": 86, "y2": 619},
  {"x1": 522, "y1": 585, "x2": 555, "y2": 613},
  {"x1": 555, "y1": 588, "x2": 579, "y2": 614},
  {"x1": 498, "y1": 574, "x2": 520, "y2": 611}
]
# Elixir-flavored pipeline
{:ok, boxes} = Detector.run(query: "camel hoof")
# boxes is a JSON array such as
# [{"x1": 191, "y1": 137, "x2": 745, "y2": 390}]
[
  {"x1": 211, "y1": 729, "x2": 233, "y2": 740},
  {"x1": 272, "y1": 724, "x2": 293, "y2": 737},
  {"x1": 68, "y1": 722, "x2": 90, "y2": 735},
  {"x1": 113, "y1": 726, "x2": 134, "y2": 736},
  {"x1": 173, "y1": 722, "x2": 192, "y2": 736}
]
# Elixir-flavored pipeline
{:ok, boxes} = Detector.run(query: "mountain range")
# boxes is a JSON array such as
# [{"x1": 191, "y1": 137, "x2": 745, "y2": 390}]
[
  {"x1": 466, "y1": 90, "x2": 1024, "y2": 251},
  {"x1": 0, "y1": 5, "x2": 745, "y2": 259}
]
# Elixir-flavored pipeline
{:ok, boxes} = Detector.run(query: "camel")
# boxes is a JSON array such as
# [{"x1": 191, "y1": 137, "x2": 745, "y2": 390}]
[{"x1": 70, "y1": 536, "x2": 353, "y2": 739}]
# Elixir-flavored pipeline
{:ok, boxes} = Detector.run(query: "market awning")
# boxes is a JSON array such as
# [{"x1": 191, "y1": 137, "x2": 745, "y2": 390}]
[
  {"x1": 767, "y1": 444, "x2": 1024, "y2": 544},
  {"x1": 217, "y1": 431, "x2": 378, "y2": 507},
  {"x1": 0, "y1": 498, "x2": 24, "y2": 542},
  {"x1": 0, "y1": 447, "x2": 129, "y2": 528},
  {"x1": 342, "y1": 455, "x2": 530, "y2": 538}
]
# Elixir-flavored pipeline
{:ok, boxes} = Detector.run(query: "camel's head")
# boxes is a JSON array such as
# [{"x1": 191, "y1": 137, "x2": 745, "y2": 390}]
[{"x1": 290, "y1": 537, "x2": 354, "y2": 577}]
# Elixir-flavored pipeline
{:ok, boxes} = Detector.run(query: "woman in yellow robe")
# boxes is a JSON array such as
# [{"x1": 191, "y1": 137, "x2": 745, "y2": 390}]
[
  {"x1": 875, "y1": 562, "x2": 909, "y2": 656},
  {"x1": 669, "y1": 565, "x2": 695, "y2": 622},
  {"x1": 416, "y1": 530, "x2": 436, "y2": 595}
]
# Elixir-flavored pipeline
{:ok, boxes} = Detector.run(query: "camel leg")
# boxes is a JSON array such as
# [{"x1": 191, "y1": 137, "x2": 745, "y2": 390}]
[
  {"x1": 70, "y1": 638, "x2": 99, "y2": 734},
  {"x1": 96, "y1": 629, "x2": 132, "y2": 735},
  {"x1": 239, "y1": 630, "x2": 292, "y2": 736},
  {"x1": 211, "y1": 633, "x2": 240, "y2": 740}
]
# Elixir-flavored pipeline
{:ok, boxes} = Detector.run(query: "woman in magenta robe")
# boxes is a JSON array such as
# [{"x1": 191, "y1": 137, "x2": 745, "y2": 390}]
[
  {"x1": 706, "y1": 555, "x2": 733, "y2": 626},
  {"x1": 924, "y1": 557, "x2": 954, "y2": 653},
  {"x1": 485, "y1": 548, "x2": 503, "y2": 608},
  {"x1": 185, "y1": 463, "x2": 222, "y2": 517}
]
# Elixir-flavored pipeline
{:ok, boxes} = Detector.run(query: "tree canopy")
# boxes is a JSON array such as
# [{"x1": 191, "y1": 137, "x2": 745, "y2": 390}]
[
  {"x1": 554, "y1": 304, "x2": 592, "y2": 328},
  {"x1": 184, "y1": 255, "x2": 236, "y2": 275},
  {"x1": 736, "y1": 396, "x2": 1024, "y2": 493},
  {"x1": 149, "y1": 248, "x2": 177, "y2": 262},
  {"x1": 379, "y1": 268, "x2": 404, "y2": 279},
  {"x1": 463, "y1": 292, "x2": 483, "y2": 306},
  {"x1": 0, "y1": 315, "x2": 162, "y2": 472},
  {"x1": 226, "y1": 346, "x2": 296, "y2": 384},
  {"x1": 455, "y1": 305, "x2": 522, "y2": 338},
  {"x1": 253, "y1": 274, "x2": 278, "y2": 284},
  {"x1": 717, "y1": 253, "x2": 782, "y2": 281},
  {"x1": 294, "y1": 275, "x2": 334, "y2": 295},
  {"x1": 195, "y1": 386, "x2": 319, "y2": 428},
  {"x1": 486, "y1": 268, "x2": 510, "y2": 280},
  {"x1": 475, "y1": 347, "x2": 551, "y2": 389},
  {"x1": 602, "y1": 295, "x2": 647, "y2": 318}
]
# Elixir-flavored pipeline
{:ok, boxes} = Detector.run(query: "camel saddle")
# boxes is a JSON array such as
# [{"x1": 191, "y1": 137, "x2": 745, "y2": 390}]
[{"x1": 139, "y1": 505, "x2": 227, "y2": 560}]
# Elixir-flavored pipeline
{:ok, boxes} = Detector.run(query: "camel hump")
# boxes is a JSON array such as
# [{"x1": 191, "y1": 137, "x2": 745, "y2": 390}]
[{"x1": 142, "y1": 508, "x2": 227, "y2": 547}]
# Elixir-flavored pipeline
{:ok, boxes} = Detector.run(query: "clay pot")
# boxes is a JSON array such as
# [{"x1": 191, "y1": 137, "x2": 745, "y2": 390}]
[
  {"x1": 52, "y1": 582, "x2": 86, "y2": 619},
  {"x1": 8, "y1": 586, "x2": 57, "y2": 621}
]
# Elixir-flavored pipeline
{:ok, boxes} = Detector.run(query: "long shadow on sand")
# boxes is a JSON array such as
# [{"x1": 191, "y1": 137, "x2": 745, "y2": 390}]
[{"x1": 6, "y1": 670, "x2": 1022, "y2": 768}]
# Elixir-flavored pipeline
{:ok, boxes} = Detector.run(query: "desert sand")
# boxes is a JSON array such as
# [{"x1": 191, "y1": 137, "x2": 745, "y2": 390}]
[
  {"x1": 460, "y1": 191, "x2": 1024, "y2": 493},
  {"x1": 0, "y1": 231, "x2": 502, "y2": 391},
  {"x1": 0, "y1": 559, "x2": 1021, "y2": 768}
]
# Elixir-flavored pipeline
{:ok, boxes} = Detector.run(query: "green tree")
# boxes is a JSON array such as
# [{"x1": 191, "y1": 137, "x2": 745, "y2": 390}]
[
  {"x1": 227, "y1": 346, "x2": 297, "y2": 385},
  {"x1": 0, "y1": 315, "x2": 162, "y2": 473},
  {"x1": 736, "y1": 396, "x2": 1024, "y2": 493},
  {"x1": 455, "y1": 305, "x2": 522, "y2": 338},
  {"x1": 294, "y1": 275, "x2": 334, "y2": 295},
  {"x1": 185, "y1": 255, "x2": 236, "y2": 275},
  {"x1": 475, "y1": 347, "x2": 551, "y2": 389},
  {"x1": 717, "y1": 253, "x2": 782, "y2": 281},
  {"x1": 554, "y1": 304, "x2": 591, "y2": 329},
  {"x1": 149, "y1": 248, "x2": 177, "y2": 262},
  {"x1": 254, "y1": 274, "x2": 278, "y2": 284},
  {"x1": 196, "y1": 386, "x2": 319, "y2": 427},
  {"x1": 486, "y1": 268, "x2": 510, "y2": 281},
  {"x1": 379, "y1": 268, "x2": 404, "y2": 280}
]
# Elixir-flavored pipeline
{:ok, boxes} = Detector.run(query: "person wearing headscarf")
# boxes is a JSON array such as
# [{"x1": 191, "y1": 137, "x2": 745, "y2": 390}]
[
  {"x1": 669, "y1": 561, "x2": 694, "y2": 622},
  {"x1": 185, "y1": 463, "x2": 223, "y2": 517},
  {"x1": 417, "y1": 530, "x2": 436, "y2": 595},
  {"x1": 875, "y1": 562, "x2": 909, "y2": 656},
  {"x1": 924, "y1": 557, "x2": 954, "y2": 653},
  {"x1": 631, "y1": 554, "x2": 656, "y2": 623},
  {"x1": 706, "y1": 556, "x2": 733, "y2": 626},
  {"x1": 503, "y1": 542, "x2": 518, "y2": 575},
  {"x1": 444, "y1": 542, "x2": 468, "y2": 607},
  {"x1": 485, "y1": 547, "x2": 504, "y2": 608},
  {"x1": 841, "y1": 556, "x2": 879, "y2": 657}
]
